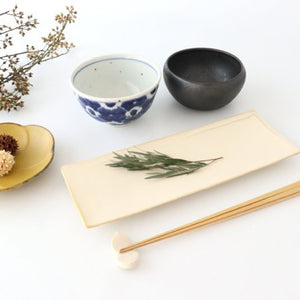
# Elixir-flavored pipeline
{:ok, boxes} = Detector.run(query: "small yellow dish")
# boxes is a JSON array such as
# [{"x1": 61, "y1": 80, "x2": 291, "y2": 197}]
[{"x1": 0, "y1": 123, "x2": 54, "y2": 192}]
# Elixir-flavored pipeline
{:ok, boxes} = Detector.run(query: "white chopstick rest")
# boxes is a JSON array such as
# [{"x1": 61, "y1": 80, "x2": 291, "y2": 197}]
[{"x1": 112, "y1": 232, "x2": 139, "y2": 270}]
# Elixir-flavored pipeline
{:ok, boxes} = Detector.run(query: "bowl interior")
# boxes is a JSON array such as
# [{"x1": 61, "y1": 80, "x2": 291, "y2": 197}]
[
  {"x1": 72, "y1": 57, "x2": 159, "y2": 99},
  {"x1": 167, "y1": 49, "x2": 242, "y2": 83}
]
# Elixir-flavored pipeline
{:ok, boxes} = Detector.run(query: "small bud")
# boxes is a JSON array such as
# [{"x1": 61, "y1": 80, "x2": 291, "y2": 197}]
[{"x1": 0, "y1": 150, "x2": 15, "y2": 176}]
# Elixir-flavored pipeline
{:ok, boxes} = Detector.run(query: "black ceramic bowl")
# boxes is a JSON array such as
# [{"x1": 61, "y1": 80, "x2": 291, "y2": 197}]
[{"x1": 163, "y1": 48, "x2": 246, "y2": 110}]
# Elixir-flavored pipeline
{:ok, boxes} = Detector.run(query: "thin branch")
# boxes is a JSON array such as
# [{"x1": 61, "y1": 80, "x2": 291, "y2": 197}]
[
  {"x1": 0, "y1": 24, "x2": 28, "y2": 36},
  {"x1": 0, "y1": 11, "x2": 9, "y2": 17},
  {"x1": 0, "y1": 6, "x2": 76, "y2": 111},
  {"x1": 107, "y1": 150, "x2": 223, "y2": 179},
  {"x1": 0, "y1": 50, "x2": 31, "y2": 59}
]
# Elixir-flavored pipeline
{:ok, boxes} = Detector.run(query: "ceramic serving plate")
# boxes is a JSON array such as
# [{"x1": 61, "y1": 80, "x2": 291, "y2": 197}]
[
  {"x1": 0, "y1": 123, "x2": 54, "y2": 192},
  {"x1": 61, "y1": 111, "x2": 299, "y2": 228}
]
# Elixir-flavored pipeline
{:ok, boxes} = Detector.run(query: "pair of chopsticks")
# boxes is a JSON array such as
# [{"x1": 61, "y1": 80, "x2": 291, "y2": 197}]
[{"x1": 120, "y1": 181, "x2": 300, "y2": 253}]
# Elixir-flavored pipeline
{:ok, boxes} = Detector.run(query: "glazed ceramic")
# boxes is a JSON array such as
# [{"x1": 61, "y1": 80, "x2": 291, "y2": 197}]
[
  {"x1": 164, "y1": 48, "x2": 246, "y2": 110},
  {"x1": 71, "y1": 54, "x2": 161, "y2": 125},
  {"x1": 0, "y1": 123, "x2": 55, "y2": 192},
  {"x1": 61, "y1": 111, "x2": 299, "y2": 228}
]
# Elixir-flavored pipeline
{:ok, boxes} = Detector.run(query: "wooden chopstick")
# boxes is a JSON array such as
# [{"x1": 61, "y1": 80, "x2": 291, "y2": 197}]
[
  {"x1": 120, "y1": 181, "x2": 300, "y2": 253},
  {"x1": 128, "y1": 181, "x2": 300, "y2": 247},
  {"x1": 136, "y1": 184, "x2": 300, "y2": 247}
]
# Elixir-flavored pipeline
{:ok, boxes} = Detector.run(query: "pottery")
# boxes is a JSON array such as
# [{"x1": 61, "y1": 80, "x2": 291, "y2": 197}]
[
  {"x1": 163, "y1": 48, "x2": 246, "y2": 110},
  {"x1": 112, "y1": 232, "x2": 139, "y2": 270},
  {"x1": 71, "y1": 54, "x2": 161, "y2": 125},
  {"x1": 61, "y1": 111, "x2": 299, "y2": 228},
  {"x1": 0, "y1": 123, "x2": 55, "y2": 192}
]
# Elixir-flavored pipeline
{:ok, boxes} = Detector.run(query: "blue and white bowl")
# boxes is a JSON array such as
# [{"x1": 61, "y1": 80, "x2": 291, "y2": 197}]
[{"x1": 71, "y1": 54, "x2": 161, "y2": 125}]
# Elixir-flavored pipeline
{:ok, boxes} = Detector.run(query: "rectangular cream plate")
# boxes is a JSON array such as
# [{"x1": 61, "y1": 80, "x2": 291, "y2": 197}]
[{"x1": 61, "y1": 111, "x2": 299, "y2": 228}]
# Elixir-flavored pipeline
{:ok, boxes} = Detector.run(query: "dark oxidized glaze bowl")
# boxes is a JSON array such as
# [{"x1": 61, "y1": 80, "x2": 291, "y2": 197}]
[{"x1": 163, "y1": 48, "x2": 246, "y2": 110}]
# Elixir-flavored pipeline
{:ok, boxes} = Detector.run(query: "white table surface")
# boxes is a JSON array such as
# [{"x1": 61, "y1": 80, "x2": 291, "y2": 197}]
[{"x1": 1, "y1": 0, "x2": 300, "y2": 299}]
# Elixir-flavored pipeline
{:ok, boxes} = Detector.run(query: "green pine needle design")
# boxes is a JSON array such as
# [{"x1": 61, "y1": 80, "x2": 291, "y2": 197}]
[{"x1": 107, "y1": 150, "x2": 223, "y2": 179}]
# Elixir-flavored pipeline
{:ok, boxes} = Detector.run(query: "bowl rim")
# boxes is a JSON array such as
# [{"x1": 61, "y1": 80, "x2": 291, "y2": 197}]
[
  {"x1": 70, "y1": 54, "x2": 161, "y2": 103},
  {"x1": 164, "y1": 47, "x2": 246, "y2": 84}
]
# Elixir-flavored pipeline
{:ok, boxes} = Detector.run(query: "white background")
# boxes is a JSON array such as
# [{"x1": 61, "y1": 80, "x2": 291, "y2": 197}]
[{"x1": 1, "y1": 0, "x2": 300, "y2": 299}]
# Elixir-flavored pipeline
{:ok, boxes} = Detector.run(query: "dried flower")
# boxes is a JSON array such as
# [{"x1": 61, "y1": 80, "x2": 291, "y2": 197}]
[
  {"x1": 0, "y1": 149, "x2": 15, "y2": 176},
  {"x1": 0, "y1": 5, "x2": 77, "y2": 111},
  {"x1": 0, "y1": 134, "x2": 18, "y2": 155},
  {"x1": 107, "y1": 150, "x2": 223, "y2": 179}
]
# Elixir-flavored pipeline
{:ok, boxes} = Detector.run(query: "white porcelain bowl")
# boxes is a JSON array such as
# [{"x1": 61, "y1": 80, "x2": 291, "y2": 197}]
[{"x1": 71, "y1": 54, "x2": 161, "y2": 125}]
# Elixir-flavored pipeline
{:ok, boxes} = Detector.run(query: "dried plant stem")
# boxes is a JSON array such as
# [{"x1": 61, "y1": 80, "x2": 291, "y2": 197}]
[{"x1": 0, "y1": 5, "x2": 77, "y2": 111}]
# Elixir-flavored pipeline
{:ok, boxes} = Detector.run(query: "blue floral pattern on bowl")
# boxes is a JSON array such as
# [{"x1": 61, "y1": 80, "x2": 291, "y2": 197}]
[
  {"x1": 78, "y1": 88, "x2": 158, "y2": 125},
  {"x1": 71, "y1": 55, "x2": 161, "y2": 125}
]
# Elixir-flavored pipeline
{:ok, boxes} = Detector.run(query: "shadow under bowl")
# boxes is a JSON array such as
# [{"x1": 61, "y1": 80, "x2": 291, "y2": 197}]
[{"x1": 163, "y1": 48, "x2": 246, "y2": 110}]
